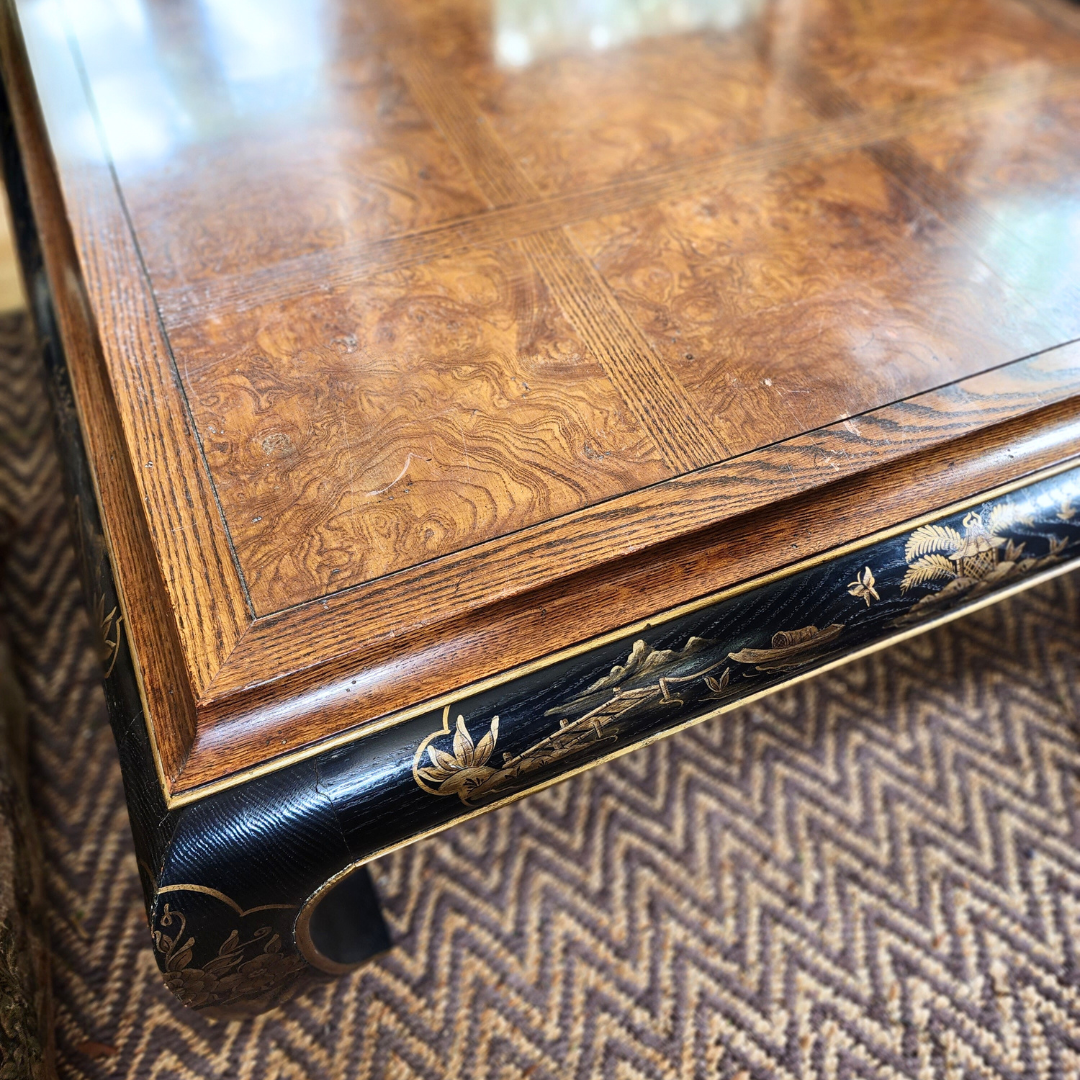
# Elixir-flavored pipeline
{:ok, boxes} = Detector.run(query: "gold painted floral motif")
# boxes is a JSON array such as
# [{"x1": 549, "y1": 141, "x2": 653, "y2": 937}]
[
  {"x1": 847, "y1": 566, "x2": 879, "y2": 606},
  {"x1": 893, "y1": 503, "x2": 1072, "y2": 627},
  {"x1": 414, "y1": 702, "x2": 617, "y2": 806},
  {"x1": 415, "y1": 638, "x2": 734, "y2": 805},
  {"x1": 95, "y1": 595, "x2": 123, "y2": 678},
  {"x1": 416, "y1": 714, "x2": 501, "y2": 801},
  {"x1": 415, "y1": 618, "x2": 858, "y2": 805},
  {"x1": 153, "y1": 904, "x2": 305, "y2": 1010}
]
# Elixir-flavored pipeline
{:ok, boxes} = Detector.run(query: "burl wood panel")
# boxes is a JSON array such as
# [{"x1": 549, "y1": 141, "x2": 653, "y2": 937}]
[
  {"x1": 571, "y1": 150, "x2": 1060, "y2": 456},
  {"x1": 61, "y1": 0, "x2": 1080, "y2": 614},
  {"x1": 174, "y1": 244, "x2": 671, "y2": 603},
  {"x1": 11, "y1": 0, "x2": 1080, "y2": 794}
]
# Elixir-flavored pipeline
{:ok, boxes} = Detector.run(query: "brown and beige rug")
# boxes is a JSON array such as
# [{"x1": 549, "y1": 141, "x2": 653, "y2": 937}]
[{"x1": 4, "y1": 311, "x2": 1080, "y2": 1078}]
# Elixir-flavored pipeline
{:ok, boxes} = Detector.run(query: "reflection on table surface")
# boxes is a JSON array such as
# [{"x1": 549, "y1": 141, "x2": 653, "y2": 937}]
[
  {"x1": 494, "y1": 0, "x2": 765, "y2": 66},
  {"x1": 16, "y1": 0, "x2": 1080, "y2": 606}
]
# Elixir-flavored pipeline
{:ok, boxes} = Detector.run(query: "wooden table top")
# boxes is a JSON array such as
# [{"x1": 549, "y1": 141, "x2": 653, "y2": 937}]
[{"x1": 5, "y1": 0, "x2": 1080, "y2": 801}]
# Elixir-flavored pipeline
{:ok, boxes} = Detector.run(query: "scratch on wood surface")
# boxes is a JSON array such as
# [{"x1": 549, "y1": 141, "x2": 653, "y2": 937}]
[{"x1": 365, "y1": 452, "x2": 431, "y2": 497}]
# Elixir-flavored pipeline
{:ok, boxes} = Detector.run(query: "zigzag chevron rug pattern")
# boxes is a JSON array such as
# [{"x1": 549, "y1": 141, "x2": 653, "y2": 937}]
[{"x1": 4, "y1": 311, "x2": 1080, "y2": 1078}]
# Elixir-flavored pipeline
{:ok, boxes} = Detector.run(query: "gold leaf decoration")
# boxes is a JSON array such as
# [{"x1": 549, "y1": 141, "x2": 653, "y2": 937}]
[
  {"x1": 894, "y1": 498, "x2": 1078, "y2": 627},
  {"x1": 153, "y1": 904, "x2": 305, "y2": 1011},
  {"x1": 413, "y1": 487, "x2": 1080, "y2": 810},
  {"x1": 95, "y1": 595, "x2": 123, "y2": 678},
  {"x1": 704, "y1": 668, "x2": 730, "y2": 697},
  {"x1": 415, "y1": 638, "x2": 738, "y2": 805},
  {"x1": 415, "y1": 715, "x2": 501, "y2": 801},
  {"x1": 847, "y1": 566, "x2": 879, "y2": 606},
  {"x1": 903, "y1": 524, "x2": 964, "y2": 563},
  {"x1": 900, "y1": 553, "x2": 956, "y2": 593},
  {"x1": 1003, "y1": 539, "x2": 1027, "y2": 563},
  {"x1": 987, "y1": 501, "x2": 1030, "y2": 536}
]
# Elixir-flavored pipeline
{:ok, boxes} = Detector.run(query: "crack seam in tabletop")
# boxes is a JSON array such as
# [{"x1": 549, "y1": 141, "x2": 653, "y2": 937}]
[{"x1": 168, "y1": 453, "x2": 1080, "y2": 808}]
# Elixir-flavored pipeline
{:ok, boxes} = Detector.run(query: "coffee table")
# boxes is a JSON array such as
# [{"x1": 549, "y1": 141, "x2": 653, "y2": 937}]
[{"x1": 3, "y1": 0, "x2": 1080, "y2": 1014}]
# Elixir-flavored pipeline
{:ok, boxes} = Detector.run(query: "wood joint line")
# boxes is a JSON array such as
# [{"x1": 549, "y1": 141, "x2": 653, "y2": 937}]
[{"x1": 382, "y1": 29, "x2": 728, "y2": 472}]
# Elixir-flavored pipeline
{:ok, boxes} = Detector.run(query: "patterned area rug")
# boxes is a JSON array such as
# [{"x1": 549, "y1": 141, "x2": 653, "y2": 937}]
[{"x1": 5, "y1": 312, "x2": 1080, "y2": 1078}]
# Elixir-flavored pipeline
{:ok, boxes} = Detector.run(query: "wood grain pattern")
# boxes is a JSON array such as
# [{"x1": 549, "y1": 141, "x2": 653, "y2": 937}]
[
  {"x1": 1, "y1": 0, "x2": 207, "y2": 782},
  {"x1": 182, "y1": 340, "x2": 1080, "y2": 790},
  {"x1": 10, "y1": 0, "x2": 253, "y2": 688},
  {"x1": 392, "y1": 38, "x2": 725, "y2": 471},
  {"x1": 571, "y1": 148, "x2": 1060, "y2": 457},
  {"x1": 153, "y1": 63, "x2": 1080, "y2": 329},
  {"x1": 797, "y1": 0, "x2": 1080, "y2": 112},
  {"x1": 171, "y1": 242, "x2": 672, "y2": 606},
  {"x1": 783, "y1": 60, "x2": 1080, "y2": 339},
  {"x1": 6, "y1": 0, "x2": 1080, "y2": 797},
  {"x1": 905, "y1": 83, "x2": 1080, "y2": 331}
]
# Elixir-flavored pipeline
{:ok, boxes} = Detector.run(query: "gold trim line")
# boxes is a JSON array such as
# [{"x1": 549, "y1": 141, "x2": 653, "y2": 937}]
[
  {"x1": 292, "y1": 550, "x2": 1080, "y2": 930},
  {"x1": 155, "y1": 883, "x2": 295, "y2": 917},
  {"x1": 164, "y1": 454, "x2": 1080, "y2": 807}
]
